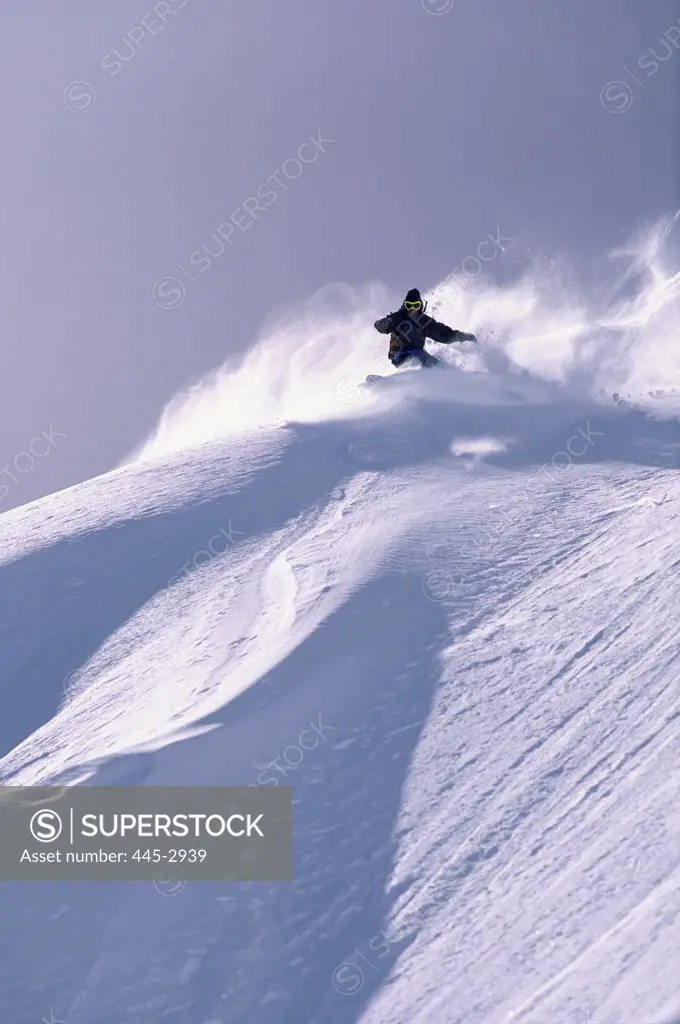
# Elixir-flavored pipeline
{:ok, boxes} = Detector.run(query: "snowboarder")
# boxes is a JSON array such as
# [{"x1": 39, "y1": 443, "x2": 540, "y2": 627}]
[{"x1": 374, "y1": 288, "x2": 476, "y2": 368}]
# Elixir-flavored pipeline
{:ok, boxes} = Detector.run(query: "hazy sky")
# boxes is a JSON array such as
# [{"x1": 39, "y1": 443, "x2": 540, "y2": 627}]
[{"x1": 1, "y1": 0, "x2": 678, "y2": 512}]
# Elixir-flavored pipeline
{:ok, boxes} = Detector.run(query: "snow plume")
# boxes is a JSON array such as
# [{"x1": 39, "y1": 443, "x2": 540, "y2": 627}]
[
  {"x1": 133, "y1": 281, "x2": 395, "y2": 462},
  {"x1": 136, "y1": 213, "x2": 680, "y2": 462},
  {"x1": 428, "y1": 210, "x2": 680, "y2": 402}
]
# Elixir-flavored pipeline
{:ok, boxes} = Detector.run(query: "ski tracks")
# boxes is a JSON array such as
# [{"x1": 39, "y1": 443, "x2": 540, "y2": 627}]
[{"x1": 364, "y1": 466, "x2": 680, "y2": 1024}]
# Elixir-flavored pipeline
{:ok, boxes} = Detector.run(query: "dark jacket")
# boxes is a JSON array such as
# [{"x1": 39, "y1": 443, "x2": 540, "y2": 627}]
[{"x1": 374, "y1": 306, "x2": 459, "y2": 358}]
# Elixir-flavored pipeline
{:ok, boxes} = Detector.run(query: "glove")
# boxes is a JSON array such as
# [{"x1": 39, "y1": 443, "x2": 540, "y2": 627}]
[{"x1": 374, "y1": 316, "x2": 394, "y2": 334}]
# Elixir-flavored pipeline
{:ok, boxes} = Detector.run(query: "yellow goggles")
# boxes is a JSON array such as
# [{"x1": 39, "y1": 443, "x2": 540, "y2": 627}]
[{"x1": 404, "y1": 301, "x2": 422, "y2": 310}]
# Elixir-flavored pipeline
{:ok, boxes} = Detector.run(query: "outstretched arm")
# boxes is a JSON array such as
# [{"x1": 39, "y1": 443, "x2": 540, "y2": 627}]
[
  {"x1": 424, "y1": 318, "x2": 455, "y2": 343},
  {"x1": 425, "y1": 318, "x2": 476, "y2": 344}
]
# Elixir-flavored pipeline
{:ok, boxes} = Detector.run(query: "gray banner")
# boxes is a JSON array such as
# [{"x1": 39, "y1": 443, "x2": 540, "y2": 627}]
[{"x1": 0, "y1": 786, "x2": 292, "y2": 881}]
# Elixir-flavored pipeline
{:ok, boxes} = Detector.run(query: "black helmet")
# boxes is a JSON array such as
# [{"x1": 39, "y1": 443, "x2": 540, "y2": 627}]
[{"x1": 403, "y1": 288, "x2": 423, "y2": 309}]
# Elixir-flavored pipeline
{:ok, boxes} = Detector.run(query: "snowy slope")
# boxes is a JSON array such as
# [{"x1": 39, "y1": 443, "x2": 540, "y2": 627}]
[{"x1": 2, "y1": 228, "x2": 680, "y2": 1024}]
